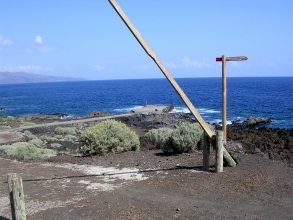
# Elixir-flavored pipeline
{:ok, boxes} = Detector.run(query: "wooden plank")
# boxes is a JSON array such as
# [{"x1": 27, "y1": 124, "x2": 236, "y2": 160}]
[
  {"x1": 108, "y1": 0, "x2": 215, "y2": 138},
  {"x1": 222, "y1": 55, "x2": 227, "y2": 142},
  {"x1": 226, "y1": 56, "x2": 248, "y2": 61},
  {"x1": 216, "y1": 56, "x2": 248, "y2": 62}
]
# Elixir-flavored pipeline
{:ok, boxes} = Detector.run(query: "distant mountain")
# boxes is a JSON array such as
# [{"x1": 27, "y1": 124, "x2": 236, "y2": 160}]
[{"x1": 0, "y1": 71, "x2": 86, "y2": 84}]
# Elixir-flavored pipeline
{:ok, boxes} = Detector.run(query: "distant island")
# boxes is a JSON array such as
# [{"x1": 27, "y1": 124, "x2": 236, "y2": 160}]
[{"x1": 0, "y1": 71, "x2": 86, "y2": 84}]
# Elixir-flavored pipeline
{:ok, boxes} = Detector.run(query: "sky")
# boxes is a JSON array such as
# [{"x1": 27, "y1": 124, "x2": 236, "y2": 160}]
[{"x1": 0, "y1": 0, "x2": 292, "y2": 80}]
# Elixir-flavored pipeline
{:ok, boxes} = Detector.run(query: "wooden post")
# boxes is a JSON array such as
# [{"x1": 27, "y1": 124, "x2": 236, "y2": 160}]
[
  {"x1": 216, "y1": 130, "x2": 224, "y2": 173},
  {"x1": 202, "y1": 132, "x2": 210, "y2": 171},
  {"x1": 222, "y1": 55, "x2": 227, "y2": 143},
  {"x1": 7, "y1": 174, "x2": 27, "y2": 220},
  {"x1": 7, "y1": 173, "x2": 17, "y2": 220}
]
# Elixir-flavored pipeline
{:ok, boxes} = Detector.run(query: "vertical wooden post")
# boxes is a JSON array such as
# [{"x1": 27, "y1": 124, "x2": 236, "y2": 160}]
[
  {"x1": 202, "y1": 132, "x2": 210, "y2": 171},
  {"x1": 222, "y1": 55, "x2": 227, "y2": 143},
  {"x1": 7, "y1": 174, "x2": 27, "y2": 220},
  {"x1": 216, "y1": 130, "x2": 224, "y2": 173},
  {"x1": 7, "y1": 173, "x2": 17, "y2": 220}
]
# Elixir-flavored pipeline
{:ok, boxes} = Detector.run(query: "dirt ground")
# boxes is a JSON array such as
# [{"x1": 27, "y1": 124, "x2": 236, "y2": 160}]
[
  {"x1": 1, "y1": 150, "x2": 292, "y2": 220},
  {"x1": 0, "y1": 112, "x2": 293, "y2": 219}
]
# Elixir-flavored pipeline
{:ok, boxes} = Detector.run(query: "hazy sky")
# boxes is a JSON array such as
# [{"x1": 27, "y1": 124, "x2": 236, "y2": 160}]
[{"x1": 0, "y1": 0, "x2": 292, "y2": 80}]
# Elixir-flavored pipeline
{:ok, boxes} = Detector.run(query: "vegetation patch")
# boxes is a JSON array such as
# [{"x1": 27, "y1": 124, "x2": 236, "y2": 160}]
[
  {"x1": 0, "y1": 142, "x2": 56, "y2": 159},
  {"x1": 78, "y1": 119, "x2": 140, "y2": 156},
  {"x1": 145, "y1": 122, "x2": 204, "y2": 154},
  {"x1": 54, "y1": 127, "x2": 77, "y2": 135}
]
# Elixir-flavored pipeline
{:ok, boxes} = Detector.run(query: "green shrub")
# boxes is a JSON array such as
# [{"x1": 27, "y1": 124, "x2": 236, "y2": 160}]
[
  {"x1": 21, "y1": 122, "x2": 36, "y2": 127},
  {"x1": 0, "y1": 142, "x2": 29, "y2": 153},
  {"x1": 28, "y1": 138, "x2": 44, "y2": 148},
  {"x1": 144, "y1": 127, "x2": 173, "y2": 149},
  {"x1": 53, "y1": 135, "x2": 64, "y2": 140},
  {"x1": 0, "y1": 125, "x2": 11, "y2": 130},
  {"x1": 64, "y1": 135, "x2": 78, "y2": 142},
  {"x1": 40, "y1": 135, "x2": 52, "y2": 141},
  {"x1": 6, "y1": 116, "x2": 15, "y2": 121},
  {"x1": 168, "y1": 122, "x2": 203, "y2": 153},
  {"x1": 17, "y1": 117, "x2": 25, "y2": 123},
  {"x1": 78, "y1": 119, "x2": 140, "y2": 156},
  {"x1": 144, "y1": 122, "x2": 204, "y2": 154},
  {"x1": 50, "y1": 143, "x2": 62, "y2": 149},
  {"x1": 54, "y1": 127, "x2": 77, "y2": 135},
  {"x1": 23, "y1": 130, "x2": 38, "y2": 140},
  {"x1": 8, "y1": 144, "x2": 56, "y2": 159}
]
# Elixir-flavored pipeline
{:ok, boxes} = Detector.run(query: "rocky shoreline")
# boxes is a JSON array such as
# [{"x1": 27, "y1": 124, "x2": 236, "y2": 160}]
[{"x1": 0, "y1": 106, "x2": 292, "y2": 165}]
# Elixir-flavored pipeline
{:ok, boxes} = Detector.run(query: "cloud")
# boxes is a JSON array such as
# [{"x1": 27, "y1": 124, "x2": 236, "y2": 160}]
[
  {"x1": 37, "y1": 45, "x2": 55, "y2": 52},
  {"x1": 34, "y1": 36, "x2": 43, "y2": 44},
  {"x1": 32, "y1": 35, "x2": 55, "y2": 52},
  {"x1": 0, "y1": 35, "x2": 13, "y2": 45},
  {"x1": 0, "y1": 65, "x2": 53, "y2": 73},
  {"x1": 182, "y1": 57, "x2": 213, "y2": 68},
  {"x1": 91, "y1": 65, "x2": 103, "y2": 71}
]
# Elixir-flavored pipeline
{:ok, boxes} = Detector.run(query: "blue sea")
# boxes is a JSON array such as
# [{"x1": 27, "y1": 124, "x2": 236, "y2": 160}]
[{"x1": 1, "y1": 77, "x2": 292, "y2": 129}]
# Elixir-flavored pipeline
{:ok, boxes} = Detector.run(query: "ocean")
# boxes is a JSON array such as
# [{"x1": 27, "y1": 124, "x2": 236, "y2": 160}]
[{"x1": 1, "y1": 77, "x2": 292, "y2": 129}]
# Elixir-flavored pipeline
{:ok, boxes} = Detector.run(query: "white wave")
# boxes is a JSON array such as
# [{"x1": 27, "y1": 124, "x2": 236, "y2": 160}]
[
  {"x1": 171, "y1": 106, "x2": 221, "y2": 114},
  {"x1": 198, "y1": 108, "x2": 221, "y2": 114},
  {"x1": 113, "y1": 105, "x2": 144, "y2": 113},
  {"x1": 171, "y1": 106, "x2": 190, "y2": 113},
  {"x1": 208, "y1": 119, "x2": 232, "y2": 125}
]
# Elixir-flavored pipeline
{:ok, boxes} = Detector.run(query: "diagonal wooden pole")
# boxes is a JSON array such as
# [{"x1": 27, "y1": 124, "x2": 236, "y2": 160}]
[
  {"x1": 108, "y1": 0, "x2": 237, "y2": 167},
  {"x1": 108, "y1": 0, "x2": 214, "y2": 138}
]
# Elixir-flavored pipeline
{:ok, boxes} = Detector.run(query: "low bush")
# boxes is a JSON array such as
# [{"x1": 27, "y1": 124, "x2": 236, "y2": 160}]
[
  {"x1": 78, "y1": 119, "x2": 140, "y2": 156},
  {"x1": 17, "y1": 117, "x2": 25, "y2": 123},
  {"x1": 55, "y1": 127, "x2": 77, "y2": 135},
  {"x1": 8, "y1": 144, "x2": 56, "y2": 159},
  {"x1": 0, "y1": 142, "x2": 28, "y2": 153},
  {"x1": 24, "y1": 130, "x2": 37, "y2": 140},
  {"x1": 50, "y1": 143, "x2": 62, "y2": 149},
  {"x1": 144, "y1": 127, "x2": 173, "y2": 149},
  {"x1": 0, "y1": 125, "x2": 11, "y2": 130},
  {"x1": 6, "y1": 116, "x2": 15, "y2": 121},
  {"x1": 144, "y1": 122, "x2": 204, "y2": 154},
  {"x1": 53, "y1": 135, "x2": 64, "y2": 140},
  {"x1": 64, "y1": 135, "x2": 78, "y2": 142},
  {"x1": 28, "y1": 138, "x2": 44, "y2": 148},
  {"x1": 40, "y1": 135, "x2": 52, "y2": 141},
  {"x1": 168, "y1": 122, "x2": 203, "y2": 153},
  {"x1": 21, "y1": 122, "x2": 36, "y2": 127}
]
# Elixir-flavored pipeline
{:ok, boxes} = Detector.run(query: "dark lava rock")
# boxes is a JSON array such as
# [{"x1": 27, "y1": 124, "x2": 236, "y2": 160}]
[
  {"x1": 229, "y1": 116, "x2": 272, "y2": 130},
  {"x1": 86, "y1": 111, "x2": 113, "y2": 117},
  {"x1": 227, "y1": 126, "x2": 293, "y2": 165}
]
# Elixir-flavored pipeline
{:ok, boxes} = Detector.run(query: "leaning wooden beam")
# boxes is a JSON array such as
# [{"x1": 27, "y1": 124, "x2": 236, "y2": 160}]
[
  {"x1": 108, "y1": 0, "x2": 236, "y2": 167},
  {"x1": 108, "y1": 0, "x2": 214, "y2": 138}
]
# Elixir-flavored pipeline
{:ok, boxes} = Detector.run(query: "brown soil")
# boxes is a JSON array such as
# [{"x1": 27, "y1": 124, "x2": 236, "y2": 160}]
[{"x1": 1, "y1": 113, "x2": 293, "y2": 219}]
